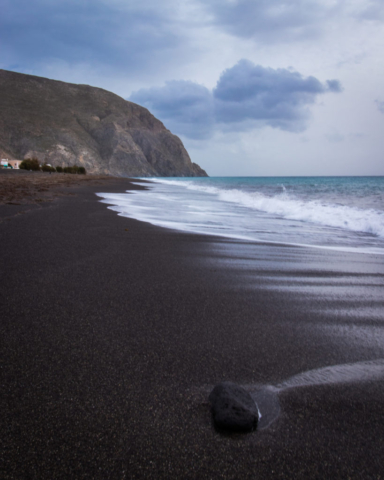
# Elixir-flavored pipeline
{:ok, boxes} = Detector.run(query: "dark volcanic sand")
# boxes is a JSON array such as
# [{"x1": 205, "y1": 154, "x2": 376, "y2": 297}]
[{"x1": 1, "y1": 175, "x2": 383, "y2": 479}]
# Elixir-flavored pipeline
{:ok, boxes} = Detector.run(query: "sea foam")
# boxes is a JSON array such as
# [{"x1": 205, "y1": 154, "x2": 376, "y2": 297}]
[
  {"x1": 152, "y1": 179, "x2": 384, "y2": 239},
  {"x1": 98, "y1": 176, "x2": 384, "y2": 254}
]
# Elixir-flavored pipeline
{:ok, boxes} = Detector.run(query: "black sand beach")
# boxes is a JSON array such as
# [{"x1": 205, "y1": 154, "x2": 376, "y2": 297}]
[{"x1": 1, "y1": 175, "x2": 383, "y2": 479}]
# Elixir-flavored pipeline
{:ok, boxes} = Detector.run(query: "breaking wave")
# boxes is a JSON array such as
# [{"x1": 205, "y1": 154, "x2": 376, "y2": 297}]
[{"x1": 153, "y1": 179, "x2": 384, "y2": 239}]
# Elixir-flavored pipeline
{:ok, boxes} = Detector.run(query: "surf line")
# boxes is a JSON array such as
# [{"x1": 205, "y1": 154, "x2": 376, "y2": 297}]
[{"x1": 247, "y1": 358, "x2": 384, "y2": 430}]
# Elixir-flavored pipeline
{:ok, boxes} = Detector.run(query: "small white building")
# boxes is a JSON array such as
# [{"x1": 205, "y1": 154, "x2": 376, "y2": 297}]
[
  {"x1": 9, "y1": 160, "x2": 23, "y2": 169},
  {"x1": 1, "y1": 159, "x2": 23, "y2": 169}
]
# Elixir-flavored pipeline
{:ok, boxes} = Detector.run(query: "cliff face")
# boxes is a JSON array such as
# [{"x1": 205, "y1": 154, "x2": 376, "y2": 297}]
[{"x1": 0, "y1": 70, "x2": 207, "y2": 177}]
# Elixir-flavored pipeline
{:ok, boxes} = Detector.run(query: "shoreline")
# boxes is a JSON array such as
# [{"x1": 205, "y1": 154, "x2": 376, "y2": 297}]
[
  {"x1": 0, "y1": 169, "x2": 150, "y2": 206},
  {"x1": 1, "y1": 176, "x2": 383, "y2": 478},
  {"x1": 98, "y1": 176, "x2": 384, "y2": 257}
]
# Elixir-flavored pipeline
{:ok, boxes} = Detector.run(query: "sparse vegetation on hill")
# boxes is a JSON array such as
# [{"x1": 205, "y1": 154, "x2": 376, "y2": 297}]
[
  {"x1": 63, "y1": 165, "x2": 86, "y2": 174},
  {"x1": 42, "y1": 163, "x2": 56, "y2": 173},
  {"x1": 19, "y1": 159, "x2": 86, "y2": 174},
  {"x1": 19, "y1": 158, "x2": 40, "y2": 171}
]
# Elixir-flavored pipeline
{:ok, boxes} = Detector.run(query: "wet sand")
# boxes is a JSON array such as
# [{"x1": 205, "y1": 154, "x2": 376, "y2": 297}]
[
  {"x1": 1, "y1": 173, "x2": 383, "y2": 479},
  {"x1": 0, "y1": 169, "x2": 116, "y2": 206}
]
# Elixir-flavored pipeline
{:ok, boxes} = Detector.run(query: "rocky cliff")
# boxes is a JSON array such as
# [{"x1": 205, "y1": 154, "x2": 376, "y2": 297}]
[{"x1": 0, "y1": 70, "x2": 207, "y2": 177}]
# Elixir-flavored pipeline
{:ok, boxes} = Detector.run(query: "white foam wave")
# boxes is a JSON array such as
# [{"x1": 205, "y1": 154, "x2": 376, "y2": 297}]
[
  {"x1": 151, "y1": 179, "x2": 384, "y2": 239},
  {"x1": 276, "y1": 359, "x2": 384, "y2": 390}
]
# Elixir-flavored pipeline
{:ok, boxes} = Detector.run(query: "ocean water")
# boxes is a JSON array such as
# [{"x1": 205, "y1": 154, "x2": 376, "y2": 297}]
[{"x1": 97, "y1": 176, "x2": 384, "y2": 255}]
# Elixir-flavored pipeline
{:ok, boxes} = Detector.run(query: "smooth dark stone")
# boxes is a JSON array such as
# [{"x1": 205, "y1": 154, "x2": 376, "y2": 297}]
[{"x1": 209, "y1": 382, "x2": 258, "y2": 432}]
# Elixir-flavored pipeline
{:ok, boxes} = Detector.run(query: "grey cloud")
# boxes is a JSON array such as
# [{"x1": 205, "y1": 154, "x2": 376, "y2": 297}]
[
  {"x1": 355, "y1": 0, "x2": 384, "y2": 21},
  {"x1": 326, "y1": 80, "x2": 343, "y2": 92},
  {"x1": 200, "y1": 0, "x2": 340, "y2": 43},
  {"x1": 130, "y1": 81, "x2": 215, "y2": 140},
  {"x1": 325, "y1": 133, "x2": 345, "y2": 143},
  {"x1": 130, "y1": 60, "x2": 342, "y2": 138},
  {"x1": 349, "y1": 133, "x2": 365, "y2": 140},
  {"x1": 201, "y1": 0, "x2": 384, "y2": 44},
  {"x1": 213, "y1": 60, "x2": 339, "y2": 132},
  {"x1": 0, "y1": 0, "x2": 186, "y2": 75},
  {"x1": 376, "y1": 100, "x2": 384, "y2": 114}
]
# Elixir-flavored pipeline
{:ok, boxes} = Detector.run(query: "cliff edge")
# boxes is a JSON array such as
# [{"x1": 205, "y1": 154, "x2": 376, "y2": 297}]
[{"x1": 0, "y1": 70, "x2": 207, "y2": 177}]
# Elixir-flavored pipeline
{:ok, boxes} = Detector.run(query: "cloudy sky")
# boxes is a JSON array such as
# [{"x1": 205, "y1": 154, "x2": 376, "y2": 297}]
[{"x1": 1, "y1": 0, "x2": 384, "y2": 176}]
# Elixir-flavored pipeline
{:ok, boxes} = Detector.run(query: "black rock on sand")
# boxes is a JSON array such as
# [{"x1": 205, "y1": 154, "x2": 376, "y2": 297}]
[{"x1": 209, "y1": 382, "x2": 258, "y2": 432}]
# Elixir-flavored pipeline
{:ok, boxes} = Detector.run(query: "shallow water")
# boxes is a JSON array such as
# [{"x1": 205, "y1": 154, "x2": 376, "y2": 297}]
[
  {"x1": 248, "y1": 358, "x2": 384, "y2": 429},
  {"x1": 275, "y1": 358, "x2": 384, "y2": 390},
  {"x1": 98, "y1": 176, "x2": 384, "y2": 255}
]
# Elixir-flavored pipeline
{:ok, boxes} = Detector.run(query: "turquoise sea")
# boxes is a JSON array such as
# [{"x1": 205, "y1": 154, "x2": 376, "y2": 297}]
[{"x1": 98, "y1": 176, "x2": 384, "y2": 255}]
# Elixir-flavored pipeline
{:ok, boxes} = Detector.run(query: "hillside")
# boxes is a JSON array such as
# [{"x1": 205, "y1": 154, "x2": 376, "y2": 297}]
[{"x1": 0, "y1": 70, "x2": 207, "y2": 177}]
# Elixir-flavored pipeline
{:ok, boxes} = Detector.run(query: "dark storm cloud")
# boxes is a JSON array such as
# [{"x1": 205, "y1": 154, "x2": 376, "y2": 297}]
[
  {"x1": 130, "y1": 81, "x2": 215, "y2": 139},
  {"x1": 200, "y1": 0, "x2": 338, "y2": 43},
  {"x1": 213, "y1": 60, "x2": 340, "y2": 132},
  {"x1": 0, "y1": 0, "x2": 183, "y2": 73},
  {"x1": 130, "y1": 60, "x2": 342, "y2": 138}
]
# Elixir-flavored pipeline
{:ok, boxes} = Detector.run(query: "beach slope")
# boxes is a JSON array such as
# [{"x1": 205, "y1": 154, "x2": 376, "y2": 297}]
[{"x1": 1, "y1": 174, "x2": 383, "y2": 479}]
